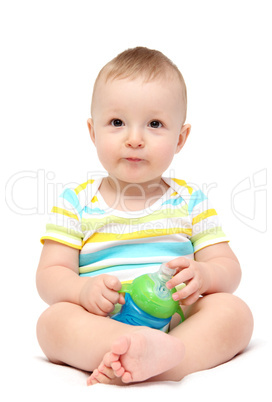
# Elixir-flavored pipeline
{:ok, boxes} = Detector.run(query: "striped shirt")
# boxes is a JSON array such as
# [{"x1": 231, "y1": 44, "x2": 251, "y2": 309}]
[{"x1": 41, "y1": 177, "x2": 228, "y2": 282}]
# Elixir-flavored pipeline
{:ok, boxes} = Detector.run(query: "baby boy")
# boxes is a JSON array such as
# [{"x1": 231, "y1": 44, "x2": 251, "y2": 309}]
[{"x1": 36, "y1": 47, "x2": 253, "y2": 385}]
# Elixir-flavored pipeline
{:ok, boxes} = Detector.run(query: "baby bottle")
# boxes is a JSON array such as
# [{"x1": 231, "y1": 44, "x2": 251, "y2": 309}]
[{"x1": 111, "y1": 263, "x2": 185, "y2": 330}]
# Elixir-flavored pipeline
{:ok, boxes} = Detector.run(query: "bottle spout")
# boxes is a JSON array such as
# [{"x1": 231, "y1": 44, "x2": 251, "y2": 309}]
[{"x1": 160, "y1": 263, "x2": 176, "y2": 277}]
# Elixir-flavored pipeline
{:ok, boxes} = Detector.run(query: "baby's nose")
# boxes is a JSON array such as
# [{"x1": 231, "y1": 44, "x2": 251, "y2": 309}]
[{"x1": 125, "y1": 129, "x2": 145, "y2": 148}]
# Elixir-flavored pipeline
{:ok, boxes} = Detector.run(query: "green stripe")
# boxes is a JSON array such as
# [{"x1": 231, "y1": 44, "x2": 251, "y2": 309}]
[
  {"x1": 82, "y1": 206, "x2": 189, "y2": 231},
  {"x1": 45, "y1": 224, "x2": 83, "y2": 240},
  {"x1": 191, "y1": 227, "x2": 226, "y2": 247}
]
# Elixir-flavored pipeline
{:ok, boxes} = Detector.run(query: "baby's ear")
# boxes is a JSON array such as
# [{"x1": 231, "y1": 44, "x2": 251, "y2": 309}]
[
  {"x1": 176, "y1": 124, "x2": 191, "y2": 153},
  {"x1": 87, "y1": 118, "x2": 96, "y2": 144}
]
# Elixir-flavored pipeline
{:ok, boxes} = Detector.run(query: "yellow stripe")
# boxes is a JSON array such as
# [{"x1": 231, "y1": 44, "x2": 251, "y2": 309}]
[
  {"x1": 40, "y1": 236, "x2": 82, "y2": 249},
  {"x1": 91, "y1": 195, "x2": 98, "y2": 203},
  {"x1": 192, "y1": 209, "x2": 217, "y2": 225},
  {"x1": 172, "y1": 178, "x2": 193, "y2": 195},
  {"x1": 81, "y1": 206, "x2": 189, "y2": 231},
  {"x1": 74, "y1": 179, "x2": 95, "y2": 195},
  {"x1": 52, "y1": 206, "x2": 79, "y2": 221},
  {"x1": 84, "y1": 227, "x2": 192, "y2": 244}
]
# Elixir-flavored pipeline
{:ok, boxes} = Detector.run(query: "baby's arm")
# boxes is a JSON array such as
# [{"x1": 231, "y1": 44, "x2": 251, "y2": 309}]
[
  {"x1": 36, "y1": 240, "x2": 124, "y2": 316},
  {"x1": 166, "y1": 242, "x2": 242, "y2": 305}
]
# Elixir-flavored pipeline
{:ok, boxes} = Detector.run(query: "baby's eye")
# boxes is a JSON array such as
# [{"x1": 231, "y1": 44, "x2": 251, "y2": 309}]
[
  {"x1": 149, "y1": 120, "x2": 162, "y2": 129},
  {"x1": 111, "y1": 119, "x2": 124, "y2": 127}
]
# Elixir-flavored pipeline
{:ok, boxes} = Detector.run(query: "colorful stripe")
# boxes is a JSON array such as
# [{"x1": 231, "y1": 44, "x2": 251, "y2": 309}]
[
  {"x1": 41, "y1": 236, "x2": 82, "y2": 249},
  {"x1": 187, "y1": 190, "x2": 207, "y2": 214},
  {"x1": 74, "y1": 179, "x2": 94, "y2": 195},
  {"x1": 51, "y1": 206, "x2": 79, "y2": 221},
  {"x1": 79, "y1": 241, "x2": 193, "y2": 266},
  {"x1": 81, "y1": 207, "x2": 189, "y2": 231},
  {"x1": 190, "y1": 227, "x2": 226, "y2": 249},
  {"x1": 41, "y1": 177, "x2": 228, "y2": 281},
  {"x1": 192, "y1": 208, "x2": 217, "y2": 225},
  {"x1": 79, "y1": 263, "x2": 161, "y2": 276},
  {"x1": 84, "y1": 227, "x2": 192, "y2": 244},
  {"x1": 172, "y1": 178, "x2": 193, "y2": 195}
]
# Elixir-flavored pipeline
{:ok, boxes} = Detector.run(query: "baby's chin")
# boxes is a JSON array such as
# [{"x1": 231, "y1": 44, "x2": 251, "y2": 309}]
[{"x1": 111, "y1": 174, "x2": 164, "y2": 187}]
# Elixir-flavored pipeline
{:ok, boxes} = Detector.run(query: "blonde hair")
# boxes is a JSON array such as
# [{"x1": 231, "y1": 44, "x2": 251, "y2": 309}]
[{"x1": 91, "y1": 46, "x2": 187, "y2": 120}]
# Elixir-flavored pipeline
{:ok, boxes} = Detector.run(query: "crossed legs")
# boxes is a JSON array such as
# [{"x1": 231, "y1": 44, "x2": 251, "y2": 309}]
[{"x1": 36, "y1": 293, "x2": 253, "y2": 385}]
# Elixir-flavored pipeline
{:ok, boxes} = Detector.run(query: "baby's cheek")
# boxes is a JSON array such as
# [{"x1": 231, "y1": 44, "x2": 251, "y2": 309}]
[
  {"x1": 156, "y1": 146, "x2": 176, "y2": 167},
  {"x1": 96, "y1": 142, "x2": 115, "y2": 162}
]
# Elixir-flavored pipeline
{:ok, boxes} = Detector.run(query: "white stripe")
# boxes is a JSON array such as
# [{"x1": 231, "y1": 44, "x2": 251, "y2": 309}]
[
  {"x1": 80, "y1": 234, "x2": 191, "y2": 254},
  {"x1": 192, "y1": 215, "x2": 222, "y2": 236},
  {"x1": 48, "y1": 213, "x2": 81, "y2": 231},
  {"x1": 43, "y1": 232, "x2": 82, "y2": 247},
  {"x1": 190, "y1": 198, "x2": 211, "y2": 218},
  {"x1": 88, "y1": 266, "x2": 161, "y2": 281},
  {"x1": 84, "y1": 255, "x2": 195, "y2": 282},
  {"x1": 80, "y1": 253, "x2": 195, "y2": 273},
  {"x1": 81, "y1": 216, "x2": 191, "y2": 236}
]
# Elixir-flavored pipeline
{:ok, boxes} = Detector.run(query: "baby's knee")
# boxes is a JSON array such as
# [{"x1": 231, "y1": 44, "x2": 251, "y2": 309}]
[
  {"x1": 36, "y1": 302, "x2": 70, "y2": 364},
  {"x1": 210, "y1": 292, "x2": 252, "y2": 320},
  {"x1": 214, "y1": 293, "x2": 254, "y2": 347},
  {"x1": 220, "y1": 293, "x2": 253, "y2": 323},
  {"x1": 37, "y1": 302, "x2": 68, "y2": 333}
]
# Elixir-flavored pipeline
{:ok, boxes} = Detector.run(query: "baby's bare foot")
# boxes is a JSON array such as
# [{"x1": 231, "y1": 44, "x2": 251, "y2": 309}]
[
  {"x1": 87, "y1": 328, "x2": 185, "y2": 385},
  {"x1": 87, "y1": 353, "x2": 123, "y2": 386},
  {"x1": 108, "y1": 328, "x2": 185, "y2": 383}
]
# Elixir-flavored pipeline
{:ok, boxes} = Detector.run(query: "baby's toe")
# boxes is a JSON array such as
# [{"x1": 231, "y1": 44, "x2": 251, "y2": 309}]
[
  {"x1": 101, "y1": 351, "x2": 112, "y2": 367},
  {"x1": 122, "y1": 371, "x2": 133, "y2": 383},
  {"x1": 98, "y1": 363, "x2": 116, "y2": 379},
  {"x1": 111, "y1": 361, "x2": 125, "y2": 377},
  {"x1": 87, "y1": 370, "x2": 99, "y2": 386}
]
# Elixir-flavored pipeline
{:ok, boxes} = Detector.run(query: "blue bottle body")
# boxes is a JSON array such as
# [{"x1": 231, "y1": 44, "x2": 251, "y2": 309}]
[{"x1": 112, "y1": 293, "x2": 171, "y2": 330}]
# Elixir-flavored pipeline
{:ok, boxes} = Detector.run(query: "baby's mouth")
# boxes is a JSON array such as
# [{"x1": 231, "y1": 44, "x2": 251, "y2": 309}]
[{"x1": 125, "y1": 157, "x2": 143, "y2": 162}]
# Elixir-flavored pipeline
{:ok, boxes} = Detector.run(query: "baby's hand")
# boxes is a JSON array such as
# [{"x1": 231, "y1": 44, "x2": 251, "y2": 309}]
[
  {"x1": 166, "y1": 257, "x2": 209, "y2": 306},
  {"x1": 79, "y1": 274, "x2": 125, "y2": 316}
]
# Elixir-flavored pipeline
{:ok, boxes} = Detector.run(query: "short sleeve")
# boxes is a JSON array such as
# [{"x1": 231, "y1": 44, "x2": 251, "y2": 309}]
[
  {"x1": 40, "y1": 188, "x2": 84, "y2": 249},
  {"x1": 188, "y1": 189, "x2": 229, "y2": 253}
]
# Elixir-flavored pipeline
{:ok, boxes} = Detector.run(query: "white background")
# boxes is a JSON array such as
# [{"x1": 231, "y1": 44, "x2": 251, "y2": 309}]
[{"x1": 1, "y1": 0, "x2": 271, "y2": 399}]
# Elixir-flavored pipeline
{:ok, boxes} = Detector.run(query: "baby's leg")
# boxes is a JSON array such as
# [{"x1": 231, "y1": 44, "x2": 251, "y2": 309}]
[
  {"x1": 151, "y1": 292, "x2": 254, "y2": 382},
  {"x1": 87, "y1": 328, "x2": 185, "y2": 385},
  {"x1": 36, "y1": 302, "x2": 140, "y2": 371},
  {"x1": 37, "y1": 293, "x2": 253, "y2": 385},
  {"x1": 88, "y1": 293, "x2": 253, "y2": 385},
  {"x1": 37, "y1": 302, "x2": 185, "y2": 385}
]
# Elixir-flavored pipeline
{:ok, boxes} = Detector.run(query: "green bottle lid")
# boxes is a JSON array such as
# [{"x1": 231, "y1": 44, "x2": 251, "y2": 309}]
[{"x1": 120, "y1": 264, "x2": 185, "y2": 320}]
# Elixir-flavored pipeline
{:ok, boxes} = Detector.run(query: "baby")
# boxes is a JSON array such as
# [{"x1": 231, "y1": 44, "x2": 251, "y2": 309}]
[{"x1": 36, "y1": 47, "x2": 253, "y2": 385}]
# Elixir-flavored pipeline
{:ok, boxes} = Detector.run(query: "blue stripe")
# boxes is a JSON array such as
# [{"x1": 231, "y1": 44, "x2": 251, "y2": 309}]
[
  {"x1": 162, "y1": 197, "x2": 184, "y2": 206},
  {"x1": 84, "y1": 206, "x2": 105, "y2": 215},
  {"x1": 79, "y1": 263, "x2": 160, "y2": 277},
  {"x1": 60, "y1": 189, "x2": 83, "y2": 216},
  {"x1": 187, "y1": 190, "x2": 207, "y2": 215},
  {"x1": 79, "y1": 241, "x2": 193, "y2": 267}
]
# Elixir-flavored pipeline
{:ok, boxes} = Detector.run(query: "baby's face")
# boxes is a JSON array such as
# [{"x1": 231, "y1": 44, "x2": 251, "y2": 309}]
[{"x1": 89, "y1": 76, "x2": 189, "y2": 186}]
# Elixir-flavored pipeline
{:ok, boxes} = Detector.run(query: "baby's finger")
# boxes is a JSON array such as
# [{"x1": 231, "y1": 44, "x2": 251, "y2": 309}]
[
  {"x1": 172, "y1": 279, "x2": 199, "y2": 301},
  {"x1": 103, "y1": 275, "x2": 122, "y2": 292},
  {"x1": 180, "y1": 291, "x2": 200, "y2": 306},
  {"x1": 118, "y1": 293, "x2": 126, "y2": 305},
  {"x1": 166, "y1": 267, "x2": 194, "y2": 289},
  {"x1": 166, "y1": 257, "x2": 190, "y2": 270},
  {"x1": 92, "y1": 300, "x2": 110, "y2": 316},
  {"x1": 96, "y1": 297, "x2": 115, "y2": 314},
  {"x1": 102, "y1": 287, "x2": 120, "y2": 306}
]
